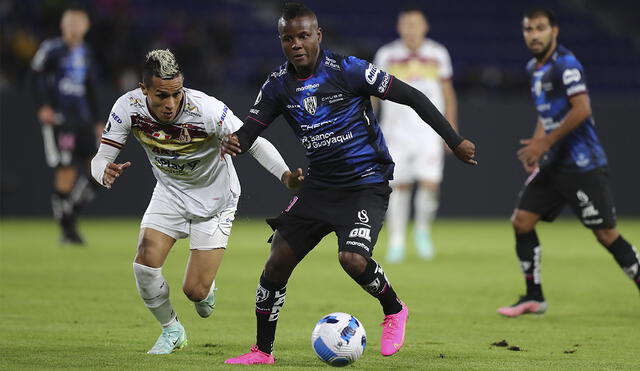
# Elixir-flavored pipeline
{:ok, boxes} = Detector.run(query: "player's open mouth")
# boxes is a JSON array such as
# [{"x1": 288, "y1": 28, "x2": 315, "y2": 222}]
[{"x1": 293, "y1": 54, "x2": 306, "y2": 61}]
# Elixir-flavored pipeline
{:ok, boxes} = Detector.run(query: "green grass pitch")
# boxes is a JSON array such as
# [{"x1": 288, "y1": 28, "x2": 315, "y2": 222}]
[{"x1": 1, "y1": 218, "x2": 638, "y2": 370}]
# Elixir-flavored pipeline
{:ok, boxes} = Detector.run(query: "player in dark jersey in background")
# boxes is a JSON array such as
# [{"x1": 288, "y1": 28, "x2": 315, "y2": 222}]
[
  {"x1": 30, "y1": 8, "x2": 103, "y2": 245},
  {"x1": 498, "y1": 8, "x2": 640, "y2": 318},
  {"x1": 223, "y1": 3, "x2": 476, "y2": 365}
]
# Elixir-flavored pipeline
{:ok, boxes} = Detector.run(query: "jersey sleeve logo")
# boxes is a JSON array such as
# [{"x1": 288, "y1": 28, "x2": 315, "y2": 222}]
[
  {"x1": 254, "y1": 90, "x2": 263, "y2": 106},
  {"x1": 365, "y1": 63, "x2": 380, "y2": 85},
  {"x1": 562, "y1": 68, "x2": 581, "y2": 85}
]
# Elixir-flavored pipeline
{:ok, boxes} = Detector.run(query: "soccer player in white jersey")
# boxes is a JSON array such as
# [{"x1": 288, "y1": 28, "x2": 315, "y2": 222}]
[
  {"x1": 374, "y1": 7, "x2": 458, "y2": 262},
  {"x1": 91, "y1": 50, "x2": 303, "y2": 354}
]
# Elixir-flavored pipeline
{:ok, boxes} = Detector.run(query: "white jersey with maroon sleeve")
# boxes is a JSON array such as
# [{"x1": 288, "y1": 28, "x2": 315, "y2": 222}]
[{"x1": 101, "y1": 87, "x2": 242, "y2": 219}]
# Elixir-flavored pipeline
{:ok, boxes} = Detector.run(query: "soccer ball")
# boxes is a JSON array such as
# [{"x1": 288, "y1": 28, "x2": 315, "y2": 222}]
[{"x1": 311, "y1": 312, "x2": 366, "y2": 367}]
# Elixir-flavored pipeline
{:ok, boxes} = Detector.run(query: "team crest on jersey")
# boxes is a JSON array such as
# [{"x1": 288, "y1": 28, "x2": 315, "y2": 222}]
[
  {"x1": 179, "y1": 127, "x2": 191, "y2": 143},
  {"x1": 303, "y1": 96, "x2": 317, "y2": 115}
]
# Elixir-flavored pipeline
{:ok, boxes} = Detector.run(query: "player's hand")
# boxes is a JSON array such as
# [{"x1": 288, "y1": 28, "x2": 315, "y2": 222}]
[
  {"x1": 102, "y1": 161, "x2": 132, "y2": 189},
  {"x1": 281, "y1": 168, "x2": 305, "y2": 190},
  {"x1": 521, "y1": 160, "x2": 538, "y2": 173},
  {"x1": 453, "y1": 139, "x2": 477, "y2": 165},
  {"x1": 221, "y1": 134, "x2": 242, "y2": 157},
  {"x1": 38, "y1": 105, "x2": 57, "y2": 126},
  {"x1": 518, "y1": 137, "x2": 550, "y2": 169}
]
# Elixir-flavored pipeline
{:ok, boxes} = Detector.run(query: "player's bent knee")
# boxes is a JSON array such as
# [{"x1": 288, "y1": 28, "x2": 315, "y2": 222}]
[
  {"x1": 511, "y1": 210, "x2": 537, "y2": 234},
  {"x1": 338, "y1": 252, "x2": 368, "y2": 277},
  {"x1": 593, "y1": 228, "x2": 619, "y2": 247},
  {"x1": 182, "y1": 284, "x2": 208, "y2": 302}
]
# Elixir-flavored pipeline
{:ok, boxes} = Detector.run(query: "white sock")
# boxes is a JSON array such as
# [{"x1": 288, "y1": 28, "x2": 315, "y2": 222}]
[
  {"x1": 387, "y1": 187, "x2": 411, "y2": 248},
  {"x1": 133, "y1": 262, "x2": 177, "y2": 328},
  {"x1": 414, "y1": 186, "x2": 439, "y2": 234}
]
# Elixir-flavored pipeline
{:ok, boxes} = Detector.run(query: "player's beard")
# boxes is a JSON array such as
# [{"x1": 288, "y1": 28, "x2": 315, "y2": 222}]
[{"x1": 530, "y1": 40, "x2": 553, "y2": 60}]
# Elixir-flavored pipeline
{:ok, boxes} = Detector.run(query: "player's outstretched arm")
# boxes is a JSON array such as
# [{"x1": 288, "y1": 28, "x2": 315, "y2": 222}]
[
  {"x1": 384, "y1": 77, "x2": 477, "y2": 165},
  {"x1": 247, "y1": 137, "x2": 304, "y2": 190},
  {"x1": 90, "y1": 143, "x2": 131, "y2": 189},
  {"x1": 221, "y1": 119, "x2": 267, "y2": 157}
]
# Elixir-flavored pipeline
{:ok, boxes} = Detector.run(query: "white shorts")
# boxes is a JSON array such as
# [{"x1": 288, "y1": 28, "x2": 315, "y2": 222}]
[
  {"x1": 387, "y1": 133, "x2": 444, "y2": 185},
  {"x1": 140, "y1": 185, "x2": 237, "y2": 250}
]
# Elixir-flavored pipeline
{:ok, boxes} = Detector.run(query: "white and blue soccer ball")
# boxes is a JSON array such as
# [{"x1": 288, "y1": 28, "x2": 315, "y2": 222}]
[{"x1": 311, "y1": 312, "x2": 366, "y2": 367}]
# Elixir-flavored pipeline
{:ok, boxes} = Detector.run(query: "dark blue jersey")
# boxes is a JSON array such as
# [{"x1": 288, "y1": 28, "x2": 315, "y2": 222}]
[
  {"x1": 248, "y1": 49, "x2": 395, "y2": 187},
  {"x1": 527, "y1": 44, "x2": 607, "y2": 172},
  {"x1": 30, "y1": 37, "x2": 99, "y2": 126}
]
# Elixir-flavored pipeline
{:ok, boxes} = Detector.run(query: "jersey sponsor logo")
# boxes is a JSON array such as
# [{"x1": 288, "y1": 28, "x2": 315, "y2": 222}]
[
  {"x1": 301, "y1": 131, "x2": 353, "y2": 149},
  {"x1": 365, "y1": 63, "x2": 380, "y2": 85},
  {"x1": 536, "y1": 103, "x2": 551, "y2": 112},
  {"x1": 576, "y1": 153, "x2": 590, "y2": 167},
  {"x1": 218, "y1": 105, "x2": 229, "y2": 126},
  {"x1": 58, "y1": 77, "x2": 85, "y2": 96},
  {"x1": 151, "y1": 146, "x2": 179, "y2": 158},
  {"x1": 249, "y1": 108, "x2": 260, "y2": 115},
  {"x1": 324, "y1": 56, "x2": 341, "y2": 71},
  {"x1": 129, "y1": 96, "x2": 144, "y2": 108},
  {"x1": 103, "y1": 121, "x2": 111, "y2": 134},
  {"x1": 358, "y1": 209, "x2": 369, "y2": 223},
  {"x1": 563, "y1": 68, "x2": 581, "y2": 85},
  {"x1": 377, "y1": 73, "x2": 390, "y2": 93},
  {"x1": 321, "y1": 93, "x2": 344, "y2": 104},
  {"x1": 296, "y1": 83, "x2": 319, "y2": 92},
  {"x1": 154, "y1": 157, "x2": 200, "y2": 174},
  {"x1": 300, "y1": 119, "x2": 333, "y2": 131},
  {"x1": 303, "y1": 96, "x2": 317, "y2": 115},
  {"x1": 286, "y1": 104, "x2": 301, "y2": 109},
  {"x1": 349, "y1": 227, "x2": 372, "y2": 242},
  {"x1": 184, "y1": 102, "x2": 201, "y2": 117}
]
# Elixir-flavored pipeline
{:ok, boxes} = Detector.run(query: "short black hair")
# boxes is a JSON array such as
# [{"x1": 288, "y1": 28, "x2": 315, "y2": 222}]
[
  {"x1": 142, "y1": 49, "x2": 182, "y2": 87},
  {"x1": 399, "y1": 6, "x2": 428, "y2": 22},
  {"x1": 524, "y1": 8, "x2": 558, "y2": 26},
  {"x1": 281, "y1": 2, "x2": 317, "y2": 21}
]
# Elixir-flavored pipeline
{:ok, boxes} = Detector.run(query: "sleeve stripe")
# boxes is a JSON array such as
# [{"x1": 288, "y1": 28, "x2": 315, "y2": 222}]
[
  {"x1": 101, "y1": 138, "x2": 124, "y2": 149},
  {"x1": 568, "y1": 91, "x2": 588, "y2": 98},
  {"x1": 381, "y1": 75, "x2": 394, "y2": 99},
  {"x1": 247, "y1": 116, "x2": 270, "y2": 127}
]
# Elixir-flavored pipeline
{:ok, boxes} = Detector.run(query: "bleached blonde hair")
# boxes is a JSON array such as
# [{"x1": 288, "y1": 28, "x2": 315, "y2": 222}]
[{"x1": 143, "y1": 49, "x2": 181, "y2": 85}]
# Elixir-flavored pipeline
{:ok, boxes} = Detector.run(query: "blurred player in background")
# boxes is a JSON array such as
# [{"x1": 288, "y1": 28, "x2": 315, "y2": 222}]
[
  {"x1": 374, "y1": 7, "x2": 458, "y2": 262},
  {"x1": 30, "y1": 8, "x2": 102, "y2": 245},
  {"x1": 223, "y1": 3, "x2": 476, "y2": 365},
  {"x1": 91, "y1": 49, "x2": 302, "y2": 354},
  {"x1": 498, "y1": 8, "x2": 640, "y2": 318}
]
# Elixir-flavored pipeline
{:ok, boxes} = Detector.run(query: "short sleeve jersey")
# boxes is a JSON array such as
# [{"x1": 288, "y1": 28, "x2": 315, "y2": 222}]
[
  {"x1": 30, "y1": 38, "x2": 96, "y2": 126},
  {"x1": 101, "y1": 88, "x2": 242, "y2": 218},
  {"x1": 247, "y1": 49, "x2": 395, "y2": 188},
  {"x1": 527, "y1": 45, "x2": 607, "y2": 172}
]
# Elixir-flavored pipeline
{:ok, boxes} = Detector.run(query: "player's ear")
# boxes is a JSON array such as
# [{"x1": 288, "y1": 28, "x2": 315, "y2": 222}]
[
  {"x1": 139, "y1": 82, "x2": 148, "y2": 95},
  {"x1": 552, "y1": 25, "x2": 559, "y2": 39},
  {"x1": 317, "y1": 27, "x2": 322, "y2": 43}
]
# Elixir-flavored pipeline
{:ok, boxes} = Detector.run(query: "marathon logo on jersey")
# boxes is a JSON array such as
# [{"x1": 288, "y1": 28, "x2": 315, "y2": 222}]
[
  {"x1": 303, "y1": 96, "x2": 317, "y2": 115},
  {"x1": 296, "y1": 83, "x2": 319, "y2": 92},
  {"x1": 365, "y1": 63, "x2": 380, "y2": 85},
  {"x1": 269, "y1": 290, "x2": 286, "y2": 321},
  {"x1": 563, "y1": 68, "x2": 582, "y2": 85}
]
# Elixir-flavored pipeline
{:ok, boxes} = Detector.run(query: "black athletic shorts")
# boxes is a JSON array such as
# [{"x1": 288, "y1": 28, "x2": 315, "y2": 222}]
[
  {"x1": 266, "y1": 182, "x2": 391, "y2": 261},
  {"x1": 41, "y1": 124, "x2": 97, "y2": 168},
  {"x1": 516, "y1": 166, "x2": 616, "y2": 229}
]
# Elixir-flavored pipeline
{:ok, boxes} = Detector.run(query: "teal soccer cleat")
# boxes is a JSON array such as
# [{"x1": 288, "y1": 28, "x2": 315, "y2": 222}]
[
  {"x1": 194, "y1": 282, "x2": 217, "y2": 318},
  {"x1": 147, "y1": 321, "x2": 187, "y2": 354}
]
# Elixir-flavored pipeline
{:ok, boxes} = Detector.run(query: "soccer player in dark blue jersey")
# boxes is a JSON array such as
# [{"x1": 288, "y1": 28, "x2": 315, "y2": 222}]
[
  {"x1": 30, "y1": 8, "x2": 102, "y2": 245},
  {"x1": 498, "y1": 8, "x2": 640, "y2": 318},
  {"x1": 223, "y1": 3, "x2": 476, "y2": 364}
]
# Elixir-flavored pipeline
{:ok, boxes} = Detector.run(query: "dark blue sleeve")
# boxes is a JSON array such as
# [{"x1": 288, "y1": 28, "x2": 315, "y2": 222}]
[
  {"x1": 556, "y1": 56, "x2": 588, "y2": 97},
  {"x1": 341, "y1": 56, "x2": 393, "y2": 98},
  {"x1": 29, "y1": 41, "x2": 55, "y2": 107},
  {"x1": 236, "y1": 76, "x2": 283, "y2": 152}
]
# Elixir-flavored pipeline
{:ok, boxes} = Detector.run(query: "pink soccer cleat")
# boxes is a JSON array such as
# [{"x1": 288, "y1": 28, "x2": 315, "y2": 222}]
[
  {"x1": 224, "y1": 345, "x2": 275, "y2": 365},
  {"x1": 380, "y1": 301, "x2": 409, "y2": 356},
  {"x1": 497, "y1": 296, "x2": 547, "y2": 317}
]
